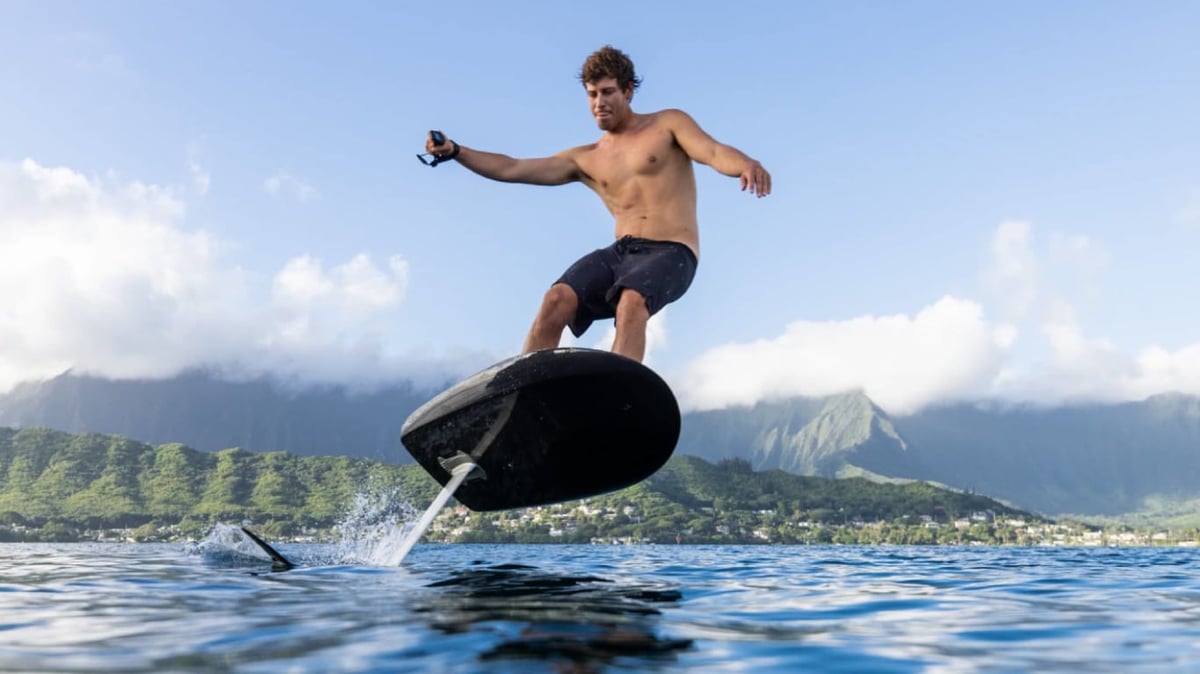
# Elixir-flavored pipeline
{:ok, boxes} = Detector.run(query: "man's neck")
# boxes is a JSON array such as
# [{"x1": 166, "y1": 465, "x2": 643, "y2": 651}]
[{"x1": 606, "y1": 111, "x2": 641, "y2": 136}]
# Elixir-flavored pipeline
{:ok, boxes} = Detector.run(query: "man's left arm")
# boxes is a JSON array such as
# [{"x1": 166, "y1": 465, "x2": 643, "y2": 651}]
[{"x1": 666, "y1": 109, "x2": 772, "y2": 197}]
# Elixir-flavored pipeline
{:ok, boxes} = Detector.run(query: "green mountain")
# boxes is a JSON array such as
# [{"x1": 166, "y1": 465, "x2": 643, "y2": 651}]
[
  {"x1": 0, "y1": 426, "x2": 438, "y2": 531},
  {"x1": 675, "y1": 391, "x2": 1200, "y2": 519},
  {"x1": 678, "y1": 392, "x2": 912, "y2": 477},
  {"x1": 0, "y1": 426, "x2": 1047, "y2": 545},
  {"x1": 3, "y1": 372, "x2": 1200, "y2": 519},
  {"x1": 892, "y1": 394, "x2": 1200, "y2": 516},
  {"x1": 647, "y1": 454, "x2": 1024, "y2": 523}
]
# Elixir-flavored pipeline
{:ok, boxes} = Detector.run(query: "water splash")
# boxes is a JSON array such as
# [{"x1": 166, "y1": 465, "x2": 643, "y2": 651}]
[
  {"x1": 189, "y1": 471, "x2": 470, "y2": 568},
  {"x1": 190, "y1": 522, "x2": 280, "y2": 567},
  {"x1": 331, "y1": 487, "x2": 422, "y2": 566}
]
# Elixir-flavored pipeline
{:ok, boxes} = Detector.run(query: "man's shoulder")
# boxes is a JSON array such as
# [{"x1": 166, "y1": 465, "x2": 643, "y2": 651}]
[
  {"x1": 643, "y1": 109, "x2": 700, "y2": 134},
  {"x1": 558, "y1": 141, "x2": 600, "y2": 158},
  {"x1": 649, "y1": 108, "x2": 696, "y2": 122}
]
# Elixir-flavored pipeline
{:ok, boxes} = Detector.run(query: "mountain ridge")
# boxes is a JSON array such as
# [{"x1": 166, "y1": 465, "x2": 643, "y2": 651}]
[
  {"x1": 0, "y1": 369, "x2": 436, "y2": 463},
  {"x1": 0, "y1": 426, "x2": 1050, "y2": 545},
  {"x1": 2, "y1": 371, "x2": 1199, "y2": 518}
]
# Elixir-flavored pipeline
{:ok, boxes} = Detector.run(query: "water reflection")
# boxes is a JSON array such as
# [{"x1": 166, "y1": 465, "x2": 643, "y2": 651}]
[{"x1": 417, "y1": 562, "x2": 693, "y2": 671}]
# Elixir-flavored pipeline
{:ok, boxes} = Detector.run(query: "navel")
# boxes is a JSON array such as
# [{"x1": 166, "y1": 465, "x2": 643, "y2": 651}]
[{"x1": 648, "y1": 155, "x2": 658, "y2": 163}]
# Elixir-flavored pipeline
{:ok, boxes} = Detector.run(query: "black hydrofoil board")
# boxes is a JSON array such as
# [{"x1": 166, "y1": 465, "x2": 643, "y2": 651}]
[{"x1": 400, "y1": 348, "x2": 680, "y2": 511}]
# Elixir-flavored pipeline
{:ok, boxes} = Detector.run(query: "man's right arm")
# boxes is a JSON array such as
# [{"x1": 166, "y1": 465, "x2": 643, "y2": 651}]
[
  {"x1": 458, "y1": 146, "x2": 582, "y2": 185},
  {"x1": 426, "y1": 133, "x2": 583, "y2": 186}
]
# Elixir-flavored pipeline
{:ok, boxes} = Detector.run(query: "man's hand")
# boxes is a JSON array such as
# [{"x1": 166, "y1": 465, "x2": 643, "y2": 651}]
[
  {"x1": 740, "y1": 161, "x2": 772, "y2": 198},
  {"x1": 426, "y1": 130, "x2": 455, "y2": 156}
]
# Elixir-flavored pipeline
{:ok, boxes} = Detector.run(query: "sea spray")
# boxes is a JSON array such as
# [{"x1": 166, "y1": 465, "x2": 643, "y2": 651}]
[
  {"x1": 191, "y1": 484, "x2": 426, "y2": 567},
  {"x1": 192, "y1": 522, "x2": 281, "y2": 566},
  {"x1": 332, "y1": 487, "x2": 422, "y2": 566}
]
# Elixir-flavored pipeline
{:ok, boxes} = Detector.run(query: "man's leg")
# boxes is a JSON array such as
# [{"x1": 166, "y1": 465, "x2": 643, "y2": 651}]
[
  {"x1": 612, "y1": 288, "x2": 650, "y2": 362},
  {"x1": 522, "y1": 283, "x2": 578, "y2": 353}
]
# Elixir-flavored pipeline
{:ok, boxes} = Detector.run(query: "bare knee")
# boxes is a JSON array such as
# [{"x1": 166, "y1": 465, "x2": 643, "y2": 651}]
[
  {"x1": 615, "y1": 288, "x2": 649, "y2": 328},
  {"x1": 538, "y1": 284, "x2": 578, "y2": 325}
]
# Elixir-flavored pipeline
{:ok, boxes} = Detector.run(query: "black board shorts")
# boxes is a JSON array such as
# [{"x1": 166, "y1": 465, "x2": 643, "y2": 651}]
[{"x1": 555, "y1": 235, "x2": 698, "y2": 338}]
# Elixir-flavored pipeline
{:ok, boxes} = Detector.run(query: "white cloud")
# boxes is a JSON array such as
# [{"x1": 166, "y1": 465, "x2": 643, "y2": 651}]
[
  {"x1": 1130, "y1": 344, "x2": 1200, "y2": 398},
  {"x1": 5, "y1": 171, "x2": 1199, "y2": 412},
  {"x1": 988, "y1": 320, "x2": 1200, "y2": 405},
  {"x1": 981, "y1": 220, "x2": 1037, "y2": 320},
  {"x1": 972, "y1": 221, "x2": 1199, "y2": 405},
  {"x1": 674, "y1": 220, "x2": 1200, "y2": 415},
  {"x1": 1031, "y1": 320, "x2": 1129, "y2": 400},
  {"x1": 264, "y1": 173, "x2": 317, "y2": 202},
  {"x1": 675, "y1": 296, "x2": 1013, "y2": 415},
  {"x1": 984, "y1": 225, "x2": 1109, "y2": 321},
  {"x1": 268, "y1": 253, "x2": 408, "y2": 347},
  {"x1": 676, "y1": 294, "x2": 1200, "y2": 415},
  {"x1": 0, "y1": 158, "x2": 233, "y2": 389},
  {"x1": 0, "y1": 158, "x2": 424, "y2": 393}
]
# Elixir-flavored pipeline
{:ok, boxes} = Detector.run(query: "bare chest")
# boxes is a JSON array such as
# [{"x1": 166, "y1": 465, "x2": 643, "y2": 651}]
[{"x1": 577, "y1": 130, "x2": 684, "y2": 193}]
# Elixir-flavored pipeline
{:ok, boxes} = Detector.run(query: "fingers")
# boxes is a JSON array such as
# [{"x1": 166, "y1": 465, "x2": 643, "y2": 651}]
[
  {"x1": 742, "y1": 166, "x2": 772, "y2": 197},
  {"x1": 757, "y1": 167, "x2": 772, "y2": 197},
  {"x1": 425, "y1": 130, "x2": 452, "y2": 155}
]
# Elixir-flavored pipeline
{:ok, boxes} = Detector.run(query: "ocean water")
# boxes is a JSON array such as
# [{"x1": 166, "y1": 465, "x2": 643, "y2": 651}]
[{"x1": 1, "y1": 539, "x2": 1198, "y2": 673}]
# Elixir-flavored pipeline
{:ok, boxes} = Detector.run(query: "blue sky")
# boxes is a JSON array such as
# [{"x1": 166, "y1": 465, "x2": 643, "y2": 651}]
[{"x1": 1, "y1": 1, "x2": 1198, "y2": 413}]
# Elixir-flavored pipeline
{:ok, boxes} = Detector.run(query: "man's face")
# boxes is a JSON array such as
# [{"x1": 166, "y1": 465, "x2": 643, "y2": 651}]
[{"x1": 585, "y1": 77, "x2": 632, "y2": 130}]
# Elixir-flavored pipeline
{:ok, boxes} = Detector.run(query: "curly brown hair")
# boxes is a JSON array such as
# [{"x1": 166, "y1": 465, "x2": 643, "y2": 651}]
[{"x1": 578, "y1": 45, "x2": 642, "y2": 92}]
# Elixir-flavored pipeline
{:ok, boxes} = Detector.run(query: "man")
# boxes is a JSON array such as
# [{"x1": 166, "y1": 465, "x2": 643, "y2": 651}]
[{"x1": 424, "y1": 45, "x2": 771, "y2": 363}]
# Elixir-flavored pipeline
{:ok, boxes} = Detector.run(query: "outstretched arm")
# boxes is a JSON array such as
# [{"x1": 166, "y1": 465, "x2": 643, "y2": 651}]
[
  {"x1": 665, "y1": 110, "x2": 772, "y2": 197},
  {"x1": 425, "y1": 131, "x2": 582, "y2": 186}
]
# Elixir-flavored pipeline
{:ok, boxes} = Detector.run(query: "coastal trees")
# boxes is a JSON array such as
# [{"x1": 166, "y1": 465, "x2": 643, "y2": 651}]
[{"x1": 0, "y1": 427, "x2": 1075, "y2": 545}]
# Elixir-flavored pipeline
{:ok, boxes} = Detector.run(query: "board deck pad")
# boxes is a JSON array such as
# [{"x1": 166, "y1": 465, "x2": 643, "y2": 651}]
[{"x1": 400, "y1": 348, "x2": 680, "y2": 511}]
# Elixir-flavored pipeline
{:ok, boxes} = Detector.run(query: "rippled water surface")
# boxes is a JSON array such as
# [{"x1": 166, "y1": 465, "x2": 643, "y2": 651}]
[{"x1": 2, "y1": 542, "x2": 1198, "y2": 672}]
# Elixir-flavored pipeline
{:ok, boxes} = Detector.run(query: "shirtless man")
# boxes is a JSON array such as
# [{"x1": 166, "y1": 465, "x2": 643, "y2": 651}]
[{"x1": 424, "y1": 45, "x2": 771, "y2": 363}]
